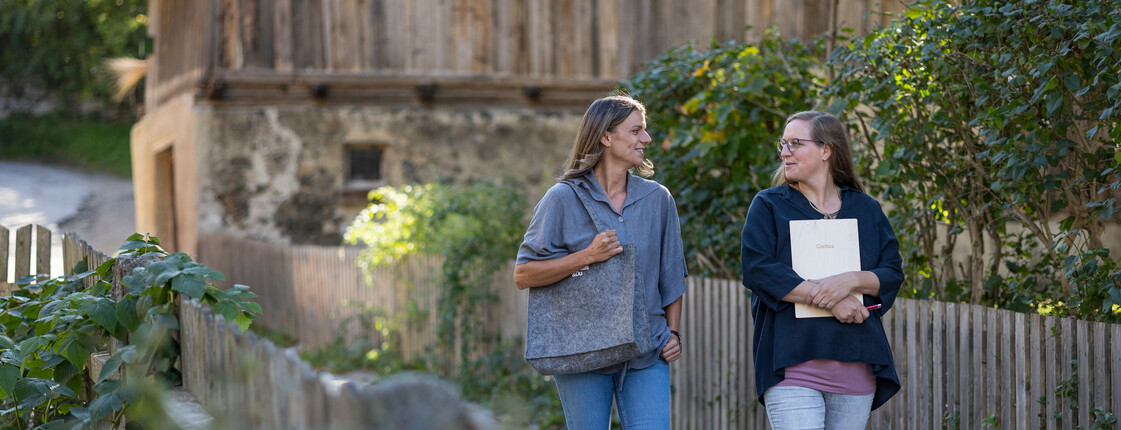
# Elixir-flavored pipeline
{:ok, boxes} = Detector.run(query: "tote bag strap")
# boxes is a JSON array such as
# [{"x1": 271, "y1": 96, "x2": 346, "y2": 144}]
[{"x1": 562, "y1": 180, "x2": 611, "y2": 233}]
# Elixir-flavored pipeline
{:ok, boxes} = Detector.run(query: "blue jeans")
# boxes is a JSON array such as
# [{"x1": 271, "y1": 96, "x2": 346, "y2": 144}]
[
  {"x1": 764, "y1": 386, "x2": 874, "y2": 430},
  {"x1": 553, "y1": 359, "x2": 670, "y2": 430}
]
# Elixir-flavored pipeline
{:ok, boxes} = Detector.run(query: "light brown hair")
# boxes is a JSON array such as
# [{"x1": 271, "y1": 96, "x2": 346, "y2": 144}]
[
  {"x1": 770, "y1": 111, "x2": 864, "y2": 193},
  {"x1": 559, "y1": 94, "x2": 654, "y2": 181}
]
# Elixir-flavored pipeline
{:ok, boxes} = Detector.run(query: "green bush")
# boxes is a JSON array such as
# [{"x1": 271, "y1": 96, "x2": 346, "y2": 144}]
[
  {"x1": 621, "y1": 1, "x2": 1121, "y2": 322},
  {"x1": 0, "y1": 0, "x2": 148, "y2": 103},
  {"x1": 621, "y1": 30, "x2": 827, "y2": 280},
  {"x1": 824, "y1": 0, "x2": 1121, "y2": 319},
  {"x1": 343, "y1": 179, "x2": 564, "y2": 427},
  {"x1": 0, "y1": 234, "x2": 260, "y2": 428}
]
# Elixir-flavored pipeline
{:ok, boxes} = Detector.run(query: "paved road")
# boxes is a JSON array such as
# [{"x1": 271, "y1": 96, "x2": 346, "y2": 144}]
[{"x1": 0, "y1": 160, "x2": 135, "y2": 278}]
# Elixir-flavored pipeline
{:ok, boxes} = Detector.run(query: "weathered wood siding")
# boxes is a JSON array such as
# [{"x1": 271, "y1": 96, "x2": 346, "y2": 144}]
[{"x1": 147, "y1": 0, "x2": 907, "y2": 108}]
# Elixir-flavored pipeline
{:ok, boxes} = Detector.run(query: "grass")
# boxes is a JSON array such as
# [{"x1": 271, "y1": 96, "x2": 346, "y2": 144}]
[{"x1": 0, "y1": 113, "x2": 133, "y2": 178}]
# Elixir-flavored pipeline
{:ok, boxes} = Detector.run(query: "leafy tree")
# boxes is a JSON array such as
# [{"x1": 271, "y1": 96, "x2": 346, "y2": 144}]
[
  {"x1": 0, "y1": 0, "x2": 148, "y2": 104},
  {"x1": 825, "y1": 0, "x2": 1121, "y2": 318},
  {"x1": 344, "y1": 180, "x2": 564, "y2": 427},
  {"x1": 622, "y1": 30, "x2": 826, "y2": 280}
]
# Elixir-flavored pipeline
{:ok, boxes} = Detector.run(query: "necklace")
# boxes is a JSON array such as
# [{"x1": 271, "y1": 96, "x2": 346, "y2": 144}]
[{"x1": 807, "y1": 198, "x2": 839, "y2": 219}]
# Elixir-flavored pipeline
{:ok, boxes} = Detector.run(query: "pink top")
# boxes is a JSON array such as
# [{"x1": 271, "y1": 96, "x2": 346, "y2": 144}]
[{"x1": 775, "y1": 359, "x2": 876, "y2": 395}]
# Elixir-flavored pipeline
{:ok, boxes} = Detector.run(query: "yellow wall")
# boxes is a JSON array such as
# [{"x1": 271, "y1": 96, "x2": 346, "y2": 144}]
[{"x1": 129, "y1": 93, "x2": 199, "y2": 255}]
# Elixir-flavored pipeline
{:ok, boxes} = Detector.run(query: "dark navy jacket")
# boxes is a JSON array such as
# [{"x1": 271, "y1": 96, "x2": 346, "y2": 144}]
[{"x1": 740, "y1": 184, "x2": 903, "y2": 410}]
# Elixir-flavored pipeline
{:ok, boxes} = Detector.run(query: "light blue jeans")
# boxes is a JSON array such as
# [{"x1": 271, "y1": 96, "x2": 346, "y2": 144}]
[
  {"x1": 553, "y1": 359, "x2": 670, "y2": 430},
  {"x1": 764, "y1": 386, "x2": 874, "y2": 430}
]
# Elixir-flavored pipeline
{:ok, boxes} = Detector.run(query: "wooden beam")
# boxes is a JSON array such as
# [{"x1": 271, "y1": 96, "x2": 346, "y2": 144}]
[{"x1": 195, "y1": 70, "x2": 615, "y2": 109}]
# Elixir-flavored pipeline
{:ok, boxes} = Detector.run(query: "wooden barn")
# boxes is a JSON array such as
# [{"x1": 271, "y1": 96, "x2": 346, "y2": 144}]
[{"x1": 130, "y1": 0, "x2": 905, "y2": 253}]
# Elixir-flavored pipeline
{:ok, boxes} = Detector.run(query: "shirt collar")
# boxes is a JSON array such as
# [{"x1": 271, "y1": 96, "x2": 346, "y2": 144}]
[{"x1": 569, "y1": 170, "x2": 660, "y2": 211}]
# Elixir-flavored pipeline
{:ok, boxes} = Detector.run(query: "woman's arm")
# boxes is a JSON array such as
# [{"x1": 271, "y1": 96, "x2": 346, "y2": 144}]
[
  {"x1": 741, "y1": 195, "x2": 808, "y2": 310},
  {"x1": 660, "y1": 296, "x2": 683, "y2": 362},
  {"x1": 513, "y1": 230, "x2": 622, "y2": 289},
  {"x1": 805, "y1": 271, "x2": 879, "y2": 310}
]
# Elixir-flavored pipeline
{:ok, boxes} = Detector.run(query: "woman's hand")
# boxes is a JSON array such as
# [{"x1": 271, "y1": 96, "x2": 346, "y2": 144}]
[
  {"x1": 830, "y1": 295, "x2": 869, "y2": 324},
  {"x1": 583, "y1": 229, "x2": 623, "y2": 263},
  {"x1": 660, "y1": 335, "x2": 681, "y2": 362},
  {"x1": 807, "y1": 271, "x2": 857, "y2": 311}
]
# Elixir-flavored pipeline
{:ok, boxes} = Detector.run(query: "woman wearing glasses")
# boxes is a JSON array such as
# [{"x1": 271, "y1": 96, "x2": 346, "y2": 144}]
[{"x1": 740, "y1": 111, "x2": 903, "y2": 429}]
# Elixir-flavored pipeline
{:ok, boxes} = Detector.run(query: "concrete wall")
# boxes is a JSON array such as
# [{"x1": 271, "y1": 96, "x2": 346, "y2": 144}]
[{"x1": 193, "y1": 105, "x2": 582, "y2": 245}]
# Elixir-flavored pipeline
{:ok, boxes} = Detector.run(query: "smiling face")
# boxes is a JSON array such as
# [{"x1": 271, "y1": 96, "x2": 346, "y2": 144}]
[
  {"x1": 601, "y1": 110, "x2": 651, "y2": 169},
  {"x1": 780, "y1": 119, "x2": 830, "y2": 184}
]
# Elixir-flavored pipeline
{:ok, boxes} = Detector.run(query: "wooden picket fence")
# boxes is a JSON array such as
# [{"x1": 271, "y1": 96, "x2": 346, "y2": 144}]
[
  {"x1": 1, "y1": 224, "x2": 109, "y2": 292},
  {"x1": 198, "y1": 233, "x2": 1121, "y2": 430}
]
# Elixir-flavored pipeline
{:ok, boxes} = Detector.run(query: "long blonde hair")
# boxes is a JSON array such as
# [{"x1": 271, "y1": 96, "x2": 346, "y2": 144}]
[
  {"x1": 770, "y1": 111, "x2": 864, "y2": 193},
  {"x1": 559, "y1": 94, "x2": 655, "y2": 181}
]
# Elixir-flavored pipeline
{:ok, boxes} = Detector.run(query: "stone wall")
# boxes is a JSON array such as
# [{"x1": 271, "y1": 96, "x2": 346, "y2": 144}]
[
  {"x1": 0, "y1": 77, "x2": 60, "y2": 119},
  {"x1": 194, "y1": 105, "x2": 582, "y2": 245}
]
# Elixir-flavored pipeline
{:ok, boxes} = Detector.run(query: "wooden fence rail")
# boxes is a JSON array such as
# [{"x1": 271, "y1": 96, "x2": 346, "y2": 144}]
[
  {"x1": 199, "y1": 233, "x2": 1121, "y2": 429},
  {"x1": 1, "y1": 224, "x2": 108, "y2": 293}
]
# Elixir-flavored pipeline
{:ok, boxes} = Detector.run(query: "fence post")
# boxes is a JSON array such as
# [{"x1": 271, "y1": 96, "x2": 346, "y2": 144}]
[{"x1": 0, "y1": 226, "x2": 8, "y2": 293}]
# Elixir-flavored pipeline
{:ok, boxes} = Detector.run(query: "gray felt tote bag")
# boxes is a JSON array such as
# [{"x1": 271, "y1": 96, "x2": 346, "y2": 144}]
[{"x1": 524, "y1": 182, "x2": 652, "y2": 375}]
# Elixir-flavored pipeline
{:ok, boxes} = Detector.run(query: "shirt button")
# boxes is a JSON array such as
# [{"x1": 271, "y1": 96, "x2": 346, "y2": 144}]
[{"x1": 618, "y1": 216, "x2": 624, "y2": 222}]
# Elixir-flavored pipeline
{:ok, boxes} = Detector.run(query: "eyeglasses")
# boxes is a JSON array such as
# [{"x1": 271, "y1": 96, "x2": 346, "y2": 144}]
[{"x1": 776, "y1": 137, "x2": 826, "y2": 154}]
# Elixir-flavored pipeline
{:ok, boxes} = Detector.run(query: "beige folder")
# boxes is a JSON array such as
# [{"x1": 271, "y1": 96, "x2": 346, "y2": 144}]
[{"x1": 790, "y1": 219, "x2": 863, "y2": 318}]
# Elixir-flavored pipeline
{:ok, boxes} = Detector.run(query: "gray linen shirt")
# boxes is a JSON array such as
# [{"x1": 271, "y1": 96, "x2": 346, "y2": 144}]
[{"x1": 516, "y1": 171, "x2": 688, "y2": 371}]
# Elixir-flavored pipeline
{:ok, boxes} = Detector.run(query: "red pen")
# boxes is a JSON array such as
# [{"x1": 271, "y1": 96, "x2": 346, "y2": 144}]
[{"x1": 865, "y1": 304, "x2": 882, "y2": 310}]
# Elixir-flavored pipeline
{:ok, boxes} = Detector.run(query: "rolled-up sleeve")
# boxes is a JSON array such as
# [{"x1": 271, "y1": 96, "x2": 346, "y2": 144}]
[
  {"x1": 658, "y1": 190, "x2": 688, "y2": 308},
  {"x1": 869, "y1": 209, "x2": 904, "y2": 312},
  {"x1": 740, "y1": 194, "x2": 805, "y2": 311}
]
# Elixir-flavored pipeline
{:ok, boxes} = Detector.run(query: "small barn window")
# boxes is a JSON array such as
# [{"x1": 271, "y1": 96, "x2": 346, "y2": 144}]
[{"x1": 345, "y1": 144, "x2": 387, "y2": 190}]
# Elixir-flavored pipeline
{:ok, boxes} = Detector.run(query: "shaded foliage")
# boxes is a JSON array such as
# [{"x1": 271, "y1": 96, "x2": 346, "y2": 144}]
[
  {"x1": 344, "y1": 180, "x2": 564, "y2": 428},
  {"x1": 0, "y1": 234, "x2": 260, "y2": 428},
  {"x1": 622, "y1": 30, "x2": 827, "y2": 280},
  {"x1": 0, "y1": 0, "x2": 148, "y2": 104},
  {"x1": 622, "y1": 1, "x2": 1121, "y2": 322},
  {"x1": 825, "y1": 0, "x2": 1121, "y2": 319}
]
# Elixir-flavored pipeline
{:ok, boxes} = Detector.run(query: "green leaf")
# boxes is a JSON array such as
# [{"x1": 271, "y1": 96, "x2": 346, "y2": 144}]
[
  {"x1": 153, "y1": 313, "x2": 180, "y2": 330},
  {"x1": 97, "y1": 355, "x2": 123, "y2": 383},
  {"x1": 93, "y1": 379, "x2": 120, "y2": 395},
  {"x1": 96, "y1": 259, "x2": 116, "y2": 278},
  {"x1": 58, "y1": 337, "x2": 89, "y2": 369},
  {"x1": 88, "y1": 393, "x2": 123, "y2": 422},
  {"x1": 1045, "y1": 96, "x2": 1063, "y2": 116},
  {"x1": 242, "y1": 301, "x2": 263, "y2": 315},
  {"x1": 212, "y1": 302, "x2": 239, "y2": 321},
  {"x1": 80, "y1": 297, "x2": 118, "y2": 332},
  {"x1": 0, "y1": 334, "x2": 14, "y2": 350},
  {"x1": 1087, "y1": 125, "x2": 1099, "y2": 139},
  {"x1": 171, "y1": 275, "x2": 206, "y2": 299},
  {"x1": 234, "y1": 313, "x2": 252, "y2": 332},
  {"x1": 116, "y1": 297, "x2": 140, "y2": 332},
  {"x1": 0, "y1": 362, "x2": 18, "y2": 397},
  {"x1": 182, "y1": 265, "x2": 225, "y2": 281},
  {"x1": 19, "y1": 336, "x2": 45, "y2": 360}
]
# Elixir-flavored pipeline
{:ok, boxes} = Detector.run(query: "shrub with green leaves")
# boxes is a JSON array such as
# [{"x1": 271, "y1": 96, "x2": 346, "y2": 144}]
[
  {"x1": 621, "y1": 30, "x2": 827, "y2": 280},
  {"x1": 343, "y1": 179, "x2": 564, "y2": 427},
  {"x1": 0, "y1": 234, "x2": 260, "y2": 428},
  {"x1": 824, "y1": 0, "x2": 1121, "y2": 319}
]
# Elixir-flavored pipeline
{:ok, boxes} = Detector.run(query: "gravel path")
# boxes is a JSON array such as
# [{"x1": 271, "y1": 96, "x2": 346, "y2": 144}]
[{"x1": 1, "y1": 160, "x2": 135, "y2": 277}]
